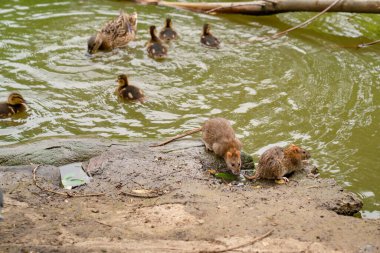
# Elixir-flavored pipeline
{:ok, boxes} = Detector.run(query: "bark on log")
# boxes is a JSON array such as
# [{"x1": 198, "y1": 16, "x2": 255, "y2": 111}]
[{"x1": 134, "y1": 0, "x2": 380, "y2": 15}]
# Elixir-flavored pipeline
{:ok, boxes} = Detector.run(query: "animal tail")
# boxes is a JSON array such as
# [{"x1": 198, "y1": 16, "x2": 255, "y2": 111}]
[
  {"x1": 244, "y1": 172, "x2": 259, "y2": 181},
  {"x1": 150, "y1": 127, "x2": 202, "y2": 147},
  {"x1": 118, "y1": 10, "x2": 133, "y2": 34}
]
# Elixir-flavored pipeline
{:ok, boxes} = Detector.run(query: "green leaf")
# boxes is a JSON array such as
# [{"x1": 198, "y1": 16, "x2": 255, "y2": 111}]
[{"x1": 214, "y1": 172, "x2": 238, "y2": 182}]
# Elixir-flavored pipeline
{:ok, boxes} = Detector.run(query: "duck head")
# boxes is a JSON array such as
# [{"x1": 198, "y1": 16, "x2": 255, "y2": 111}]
[
  {"x1": 117, "y1": 74, "x2": 129, "y2": 88},
  {"x1": 87, "y1": 34, "x2": 103, "y2": 54},
  {"x1": 203, "y1": 23, "x2": 211, "y2": 35},
  {"x1": 165, "y1": 18, "x2": 172, "y2": 28},
  {"x1": 149, "y1": 25, "x2": 159, "y2": 41},
  {"x1": 8, "y1": 92, "x2": 26, "y2": 105}
]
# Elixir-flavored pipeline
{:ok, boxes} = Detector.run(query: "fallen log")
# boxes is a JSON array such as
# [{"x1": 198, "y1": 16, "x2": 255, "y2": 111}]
[{"x1": 133, "y1": 0, "x2": 380, "y2": 15}]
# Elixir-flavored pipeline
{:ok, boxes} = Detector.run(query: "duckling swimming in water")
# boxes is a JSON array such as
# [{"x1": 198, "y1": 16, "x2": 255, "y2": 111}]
[
  {"x1": 147, "y1": 25, "x2": 168, "y2": 59},
  {"x1": 0, "y1": 92, "x2": 27, "y2": 118},
  {"x1": 159, "y1": 18, "x2": 178, "y2": 42},
  {"x1": 200, "y1": 23, "x2": 220, "y2": 48},
  {"x1": 87, "y1": 11, "x2": 138, "y2": 54},
  {"x1": 116, "y1": 74, "x2": 145, "y2": 102}
]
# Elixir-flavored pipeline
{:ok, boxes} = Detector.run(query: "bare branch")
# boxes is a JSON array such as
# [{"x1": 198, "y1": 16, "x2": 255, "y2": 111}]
[{"x1": 199, "y1": 229, "x2": 274, "y2": 253}]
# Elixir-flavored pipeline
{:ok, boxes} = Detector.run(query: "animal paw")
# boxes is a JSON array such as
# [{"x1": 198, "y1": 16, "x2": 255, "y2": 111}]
[{"x1": 275, "y1": 177, "x2": 289, "y2": 184}]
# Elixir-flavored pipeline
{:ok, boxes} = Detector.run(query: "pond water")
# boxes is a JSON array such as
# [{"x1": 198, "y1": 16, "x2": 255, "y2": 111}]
[{"x1": 0, "y1": 0, "x2": 379, "y2": 218}]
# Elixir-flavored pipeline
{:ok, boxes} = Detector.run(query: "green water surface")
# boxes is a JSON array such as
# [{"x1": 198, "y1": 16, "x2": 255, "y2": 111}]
[{"x1": 0, "y1": 0, "x2": 379, "y2": 218}]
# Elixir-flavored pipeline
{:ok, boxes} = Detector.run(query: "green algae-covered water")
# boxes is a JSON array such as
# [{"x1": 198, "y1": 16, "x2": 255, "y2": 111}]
[{"x1": 0, "y1": 0, "x2": 379, "y2": 218}]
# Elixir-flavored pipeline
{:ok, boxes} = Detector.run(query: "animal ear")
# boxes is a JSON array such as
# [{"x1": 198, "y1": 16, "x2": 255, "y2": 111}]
[
  {"x1": 290, "y1": 144, "x2": 299, "y2": 151},
  {"x1": 226, "y1": 151, "x2": 232, "y2": 158},
  {"x1": 236, "y1": 150, "x2": 241, "y2": 156}
]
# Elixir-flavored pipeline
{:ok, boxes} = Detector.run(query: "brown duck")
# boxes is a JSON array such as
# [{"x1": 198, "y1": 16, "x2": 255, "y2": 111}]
[
  {"x1": 159, "y1": 18, "x2": 178, "y2": 41},
  {"x1": 200, "y1": 23, "x2": 220, "y2": 48},
  {"x1": 116, "y1": 74, "x2": 145, "y2": 102},
  {"x1": 87, "y1": 11, "x2": 137, "y2": 54},
  {"x1": 147, "y1": 26, "x2": 168, "y2": 59},
  {"x1": 0, "y1": 92, "x2": 27, "y2": 118},
  {"x1": 245, "y1": 144, "x2": 311, "y2": 183}
]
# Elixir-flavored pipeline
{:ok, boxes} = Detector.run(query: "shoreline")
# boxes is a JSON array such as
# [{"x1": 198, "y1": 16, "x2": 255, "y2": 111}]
[{"x1": 0, "y1": 137, "x2": 379, "y2": 252}]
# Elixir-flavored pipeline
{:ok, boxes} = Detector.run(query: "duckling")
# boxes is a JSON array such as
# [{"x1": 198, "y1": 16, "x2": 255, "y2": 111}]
[
  {"x1": 159, "y1": 18, "x2": 178, "y2": 41},
  {"x1": 200, "y1": 23, "x2": 220, "y2": 48},
  {"x1": 147, "y1": 25, "x2": 168, "y2": 59},
  {"x1": 87, "y1": 11, "x2": 138, "y2": 54},
  {"x1": 0, "y1": 92, "x2": 27, "y2": 118},
  {"x1": 116, "y1": 74, "x2": 145, "y2": 102}
]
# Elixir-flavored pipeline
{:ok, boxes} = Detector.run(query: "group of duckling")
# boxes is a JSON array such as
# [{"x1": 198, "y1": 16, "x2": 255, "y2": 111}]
[
  {"x1": 1, "y1": 11, "x2": 221, "y2": 118},
  {"x1": 1, "y1": 11, "x2": 223, "y2": 117},
  {"x1": 146, "y1": 20, "x2": 220, "y2": 59},
  {"x1": 87, "y1": 11, "x2": 221, "y2": 58},
  {"x1": 148, "y1": 20, "x2": 221, "y2": 59}
]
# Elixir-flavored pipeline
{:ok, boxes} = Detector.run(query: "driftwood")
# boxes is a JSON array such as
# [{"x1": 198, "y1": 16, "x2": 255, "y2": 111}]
[
  {"x1": 264, "y1": 0, "x2": 340, "y2": 39},
  {"x1": 133, "y1": 0, "x2": 380, "y2": 15}
]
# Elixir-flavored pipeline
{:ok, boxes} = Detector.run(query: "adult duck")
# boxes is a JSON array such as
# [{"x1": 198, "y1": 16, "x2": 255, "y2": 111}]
[{"x1": 87, "y1": 11, "x2": 138, "y2": 54}]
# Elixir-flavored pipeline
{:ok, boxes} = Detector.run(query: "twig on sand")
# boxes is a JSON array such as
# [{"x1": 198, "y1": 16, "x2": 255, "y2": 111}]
[
  {"x1": 256, "y1": 0, "x2": 341, "y2": 41},
  {"x1": 358, "y1": 39, "x2": 380, "y2": 48},
  {"x1": 32, "y1": 164, "x2": 105, "y2": 198},
  {"x1": 94, "y1": 220, "x2": 113, "y2": 227},
  {"x1": 307, "y1": 185, "x2": 321, "y2": 189},
  {"x1": 121, "y1": 191, "x2": 162, "y2": 198},
  {"x1": 199, "y1": 229, "x2": 274, "y2": 253},
  {"x1": 121, "y1": 186, "x2": 179, "y2": 199}
]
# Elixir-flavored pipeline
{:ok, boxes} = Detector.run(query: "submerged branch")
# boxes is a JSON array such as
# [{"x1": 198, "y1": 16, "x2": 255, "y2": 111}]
[
  {"x1": 268, "y1": 0, "x2": 341, "y2": 39},
  {"x1": 358, "y1": 39, "x2": 380, "y2": 48}
]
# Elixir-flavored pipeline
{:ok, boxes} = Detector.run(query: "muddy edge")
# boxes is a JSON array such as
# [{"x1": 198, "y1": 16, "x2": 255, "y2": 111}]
[{"x1": 0, "y1": 137, "x2": 379, "y2": 253}]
